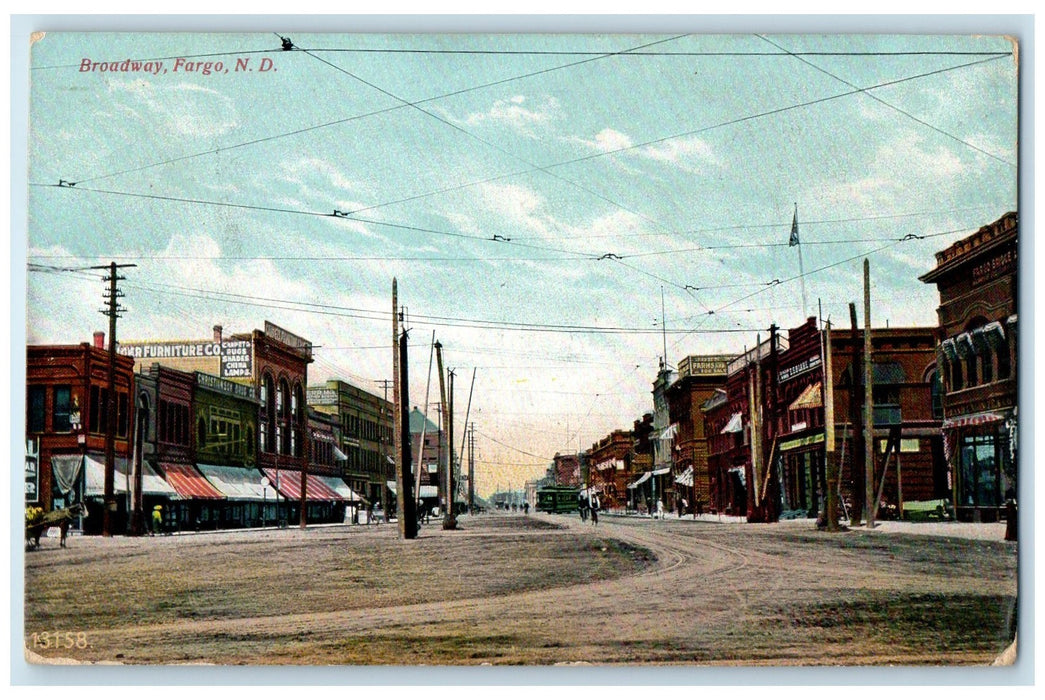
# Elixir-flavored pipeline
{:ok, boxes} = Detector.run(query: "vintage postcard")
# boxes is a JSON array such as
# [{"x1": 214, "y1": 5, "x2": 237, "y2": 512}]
[{"x1": 19, "y1": 25, "x2": 1021, "y2": 677}]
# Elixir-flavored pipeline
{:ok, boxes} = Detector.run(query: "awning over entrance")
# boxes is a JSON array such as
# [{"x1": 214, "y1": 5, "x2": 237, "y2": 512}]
[
  {"x1": 385, "y1": 480, "x2": 440, "y2": 500},
  {"x1": 789, "y1": 382, "x2": 822, "y2": 410},
  {"x1": 84, "y1": 455, "x2": 179, "y2": 498},
  {"x1": 161, "y1": 463, "x2": 225, "y2": 500},
  {"x1": 628, "y1": 472, "x2": 651, "y2": 489},
  {"x1": 721, "y1": 412, "x2": 743, "y2": 434},
  {"x1": 779, "y1": 432, "x2": 825, "y2": 452},
  {"x1": 942, "y1": 412, "x2": 1006, "y2": 429},
  {"x1": 198, "y1": 464, "x2": 277, "y2": 501},
  {"x1": 652, "y1": 467, "x2": 671, "y2": 476},
  {"x1": 261, "y1": 468, "x2": 343, "y2": 502},
  {"x1": 315, "y1": 475, "x2": 366, "y2": 502},
  {"x1": 674, "y1": 466, "x2": 694, "y2": 487}
]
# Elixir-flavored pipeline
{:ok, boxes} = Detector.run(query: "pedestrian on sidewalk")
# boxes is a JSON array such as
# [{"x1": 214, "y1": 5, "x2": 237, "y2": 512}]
[
  {"x1": 657, "y1": 498, "x2": 665, "y2": 520},
  {"x1": 590, "y1": 493, "x2": 600, "y2": 525}
]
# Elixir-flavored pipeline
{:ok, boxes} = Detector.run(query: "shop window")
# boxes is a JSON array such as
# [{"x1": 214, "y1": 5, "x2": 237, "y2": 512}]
[
  {"x1": 27, "y1": 385, "x2": 45, "y2": 433},
  {"x1": 929, "y1": 371, "x2": 944, "y2": 421},
  {"x1": 89, "y1": 386, "x2": 109, "y2": 435},
  {"x1": 981, "y1": 350, "x2": 994, "y2": 384},
  {"x1": 53, "y1": 385, "x2": 72, "y2": 433},
  {"x1": 997, "y1": 336, "x2": 1011, "y2": 380}
]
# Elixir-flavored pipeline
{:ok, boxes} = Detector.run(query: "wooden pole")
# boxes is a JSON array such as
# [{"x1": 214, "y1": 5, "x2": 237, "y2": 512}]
[
  {"x1": 863, "y1": 259, "x2": 875, "y2": 529},
  {"x1": 848, "y1": 302, "x2": 863, "y2": 526},
  {"x1": 824, "y1": 319, "x2": 839, "y2": 530}
]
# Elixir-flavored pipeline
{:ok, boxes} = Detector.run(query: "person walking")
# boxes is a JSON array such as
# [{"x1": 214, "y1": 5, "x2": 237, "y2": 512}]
[
  {"x1": 578, "y1": 491, "x2": 588, "y2": 522},
  {"x1": 151, "y1": 505, "x2": 162, "y2": 536},
  {"x1": 590, "y1": 492, "x2": 600, "y2": 526}
]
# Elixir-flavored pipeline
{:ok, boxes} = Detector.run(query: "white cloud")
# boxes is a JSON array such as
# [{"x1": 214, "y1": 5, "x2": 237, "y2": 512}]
[
  {"x1": 463, "y1": 95, "x2": 557, "y2": 135},
  {"x1": 573, "y1": 127, "x2": 634, "y2": 153},
  {"x1": 641, "y1": 136, "x2": 720, "y2": 171},
  {"x1": 109, "y1": 80, "x2": 238, "y2": 138}
]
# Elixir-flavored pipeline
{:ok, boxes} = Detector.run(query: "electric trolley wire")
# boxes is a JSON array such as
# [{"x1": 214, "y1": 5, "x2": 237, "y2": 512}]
[{"x1": 756, "y1": 34, "x2": 1015, "y2": 168}]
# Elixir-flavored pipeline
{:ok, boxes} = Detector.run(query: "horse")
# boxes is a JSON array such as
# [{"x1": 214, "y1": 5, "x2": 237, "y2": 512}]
[{"x1": 25, "y1": 503, "x2": 87, "y2": 550}]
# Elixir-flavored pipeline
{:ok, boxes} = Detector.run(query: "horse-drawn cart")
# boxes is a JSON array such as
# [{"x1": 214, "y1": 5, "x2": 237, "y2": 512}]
[{"x1": 25, "y1": 503, "x2": 86, "y2": 550}]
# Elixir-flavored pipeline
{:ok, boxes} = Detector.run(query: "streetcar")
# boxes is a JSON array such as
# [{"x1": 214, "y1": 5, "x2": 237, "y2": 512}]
[{"x1": 536, "y1": 485, "x2": 580, "y2": 514}]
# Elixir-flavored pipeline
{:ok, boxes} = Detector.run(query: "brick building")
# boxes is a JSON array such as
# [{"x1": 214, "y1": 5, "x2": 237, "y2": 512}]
[
  {"x1": 588, "y1": 429, "x2": 641, "y2": 511},
  {"x1": 920, "y1": 212, "x2": 1018, "y2": 522},
  {"x1": 26, "y1": 334, "x2": 136, "y2": 531},
  {"x1": 666, "y1": 354, "x2": 732, "y2": 514}
]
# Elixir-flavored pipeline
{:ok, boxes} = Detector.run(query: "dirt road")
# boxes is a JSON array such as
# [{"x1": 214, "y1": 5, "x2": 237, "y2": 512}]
[{"x1": 23, "y1": 512, "x2": 1017, "y2": 666}]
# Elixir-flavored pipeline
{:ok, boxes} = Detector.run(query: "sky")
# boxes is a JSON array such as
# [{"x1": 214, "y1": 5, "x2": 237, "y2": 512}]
[{"x1": 21, "y1": 27, "x2": 1019, "y2": 499}]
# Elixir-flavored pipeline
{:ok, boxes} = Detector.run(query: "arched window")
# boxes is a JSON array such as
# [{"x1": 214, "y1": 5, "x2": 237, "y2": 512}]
[
  {"x1": 263, "y1": 373, "x2": 276, "y2": 453},
  {"x1": 278, "y1": 379, "x2": 290, "y2": 454}
]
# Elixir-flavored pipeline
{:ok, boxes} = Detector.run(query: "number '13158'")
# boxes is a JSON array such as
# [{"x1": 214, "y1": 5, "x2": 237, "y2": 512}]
[{"x1": 31, "y1": 631, "x2": 88, "y2": 649}]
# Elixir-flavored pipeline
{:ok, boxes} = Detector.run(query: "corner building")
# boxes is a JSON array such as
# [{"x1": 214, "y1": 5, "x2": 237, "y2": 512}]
[{"x1": 920, "y1": 212, "x2": 1018, "y2": 522}]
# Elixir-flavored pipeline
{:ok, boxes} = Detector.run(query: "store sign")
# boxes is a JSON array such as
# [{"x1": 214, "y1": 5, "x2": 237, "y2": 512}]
[
  {"x1": 264, "y1": 321, "x2": 312, "y2": 354},
  {"x1": 120, "y1": 338, "x2": 253, "y2": 378},
  {"x1": 779, "y1": 354, "x2": 821, "y2": 383},
  {"x1": 678, "y1": 354, "x2": 732, "y2": 378},
  {"x1": 219, "y1": 339, "x2": 253, "y2": 378},
  {"x1": 971, "y1": 248, "x2": 1016, "y2": 287},
  {"x1": 196, "y1": 371, "x2": 255, "y2": 400},
  {"x1": 25, "y1": 439, "x2": 39, "y2": 503},
  {"x1": 308, "y1": 388, "x2": 339, "y2": 405}
]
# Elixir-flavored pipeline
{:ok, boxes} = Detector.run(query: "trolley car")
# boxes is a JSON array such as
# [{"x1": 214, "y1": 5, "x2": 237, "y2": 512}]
[{"x1": 536, "y1": 485, "x2": 580, "y2": 514}]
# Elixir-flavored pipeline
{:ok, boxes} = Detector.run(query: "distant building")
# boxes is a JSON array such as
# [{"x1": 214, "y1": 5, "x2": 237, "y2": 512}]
[
  {"x1": 552, "y1": 452, "x2": 582, "y2": 486},
  {"x1": 589, "y1": 429, "x2": 641, "y2": 511},
  {"x1": 308, "y1": 379, "x2": 393, "y2": 507},
  {"x1": 666, "y1": 354, "x2": 732, "y2": 513},
  {"x1": 920, "y1": 212, "x2": 1018, "y2": 522}
]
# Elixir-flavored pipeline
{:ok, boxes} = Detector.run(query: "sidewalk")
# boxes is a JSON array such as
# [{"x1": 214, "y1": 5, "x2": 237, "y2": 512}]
[{"x1": 602, "y1": 508, "x2": 1011, "y2": 541}]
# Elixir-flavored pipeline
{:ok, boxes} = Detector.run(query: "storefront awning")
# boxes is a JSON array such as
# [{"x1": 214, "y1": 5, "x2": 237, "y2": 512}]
[
  {"x1": 659, "y1": 423, "x2": 678, "y2": 440},
  {"x1": 315, "y1": 475, "x2": 366, "y2": 502},
  {"x1": 261, "y1": 468, "x2": 342, "y2": 502},
  {"x1": 652, "y1": 467, "x2": 671, "y2": 476},
  {"x1": 942, "y1": 412, "x2": 1006, "y2": 430},
  {"x1": 674, "y1": 466, "x2": 694, "y2": 487},
  {"x1": 198, "y1": 464, "x2": 277, "y2": 501},
  {"x1": 161, "y1": 463, "x2": 225, "y2": 500},
  {"x1": 721, "y1": 412, "x2": 743, "y2": 434},
  {"x1": 385, "y1": 480, "x2": 440, "y2": 500},
  {"x1": 789, "y1": 382, "x2": 822, "y2": 410},
  {"x1": 628, "y1": 472, "x2": 651, "y2": 489},
  {"x1": 779, "y1": 432, "x2": 825, "y2": 452},
  {"x1": 84, "y1": 455, "x2": 179, "y2": 498}
]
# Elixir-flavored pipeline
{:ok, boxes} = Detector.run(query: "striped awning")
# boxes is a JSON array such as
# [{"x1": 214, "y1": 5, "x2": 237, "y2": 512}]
[
  {"x1": 721, "y1": 412, "x2": 743, "y2": 434},
  {"x1": 162, "y1": 463, "x2": 224, "y2": 500},
  {"x1": 789, "y1": 382, "x2": 822, "y2": 410},
  {"x1": 628, "y1": 471, "x2": 651, "y2": 489},
  {"x1": 198, "y1": 464, "x2": 277, "y2": 501},
  {"x1": 84, "y1": 455, "x2": 179, "y2": 498},
  {"x1": 262, "y1": 468, "x2": 343, "y2": 502},
  {"x1": 674, "y1": 466, "x2": 694, "y2": 487},
  {"x1": 315, "y1": 475, "x2": 366, "y2": 502},
  {"x1": 942, "y1": 412, "x2": 1006, "y2": 429}
]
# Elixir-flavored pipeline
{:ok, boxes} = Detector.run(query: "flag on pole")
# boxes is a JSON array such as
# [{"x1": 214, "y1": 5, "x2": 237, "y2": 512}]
[{"x1": 789, "y1": 203, "x2": 800, "y2": 247}]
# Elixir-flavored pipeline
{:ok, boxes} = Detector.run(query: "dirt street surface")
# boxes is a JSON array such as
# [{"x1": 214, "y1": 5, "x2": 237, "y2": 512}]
[{"x1": 24, "y1": 512, "x2": 1017, "y2": 666}]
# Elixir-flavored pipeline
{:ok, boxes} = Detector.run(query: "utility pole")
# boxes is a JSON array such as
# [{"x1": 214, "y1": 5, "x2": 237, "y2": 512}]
[
  {"x1": 91, "y1": 261, "x2": 135, "y2": 538},
  {"x1": 863, "y1": 259, "x2": 875, "y2": 529},
  {"x1": 392, "y1": 279, "x2": 417, "y2": 539},
  {"x1": 823, "y1": 318, "x2": 839, "y2": 531},
  {"x1": 848, "y1": 301, "x2": 864, "y2": 527},
  {"x1": 445, "y1": 368, "x2": 457, "y2": 529},
  {"x1": 468, "y1": 423, "x2": 476, "y2": 513}
]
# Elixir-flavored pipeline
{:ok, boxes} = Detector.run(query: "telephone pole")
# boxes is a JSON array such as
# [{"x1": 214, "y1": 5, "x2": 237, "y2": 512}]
[
  {"x1": 91, "y1": 261, "x2": 135, "y2": 538},
  {"x1": 863, "y1": 259, "x2": 875, "y2": 529},
  {"x1": 468, "y1": 423, "x2": 476, "y2": 513}
]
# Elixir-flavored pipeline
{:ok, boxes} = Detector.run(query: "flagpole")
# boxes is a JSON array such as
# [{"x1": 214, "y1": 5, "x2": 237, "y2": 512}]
[{"x1": 791, "y1": 202, "x2": 808, "y2": 319}]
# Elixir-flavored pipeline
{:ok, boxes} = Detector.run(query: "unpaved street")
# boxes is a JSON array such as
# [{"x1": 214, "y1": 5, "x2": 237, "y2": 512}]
[{"x1": 24, "y1": 512, "x2": 1017, "y2": 666}]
